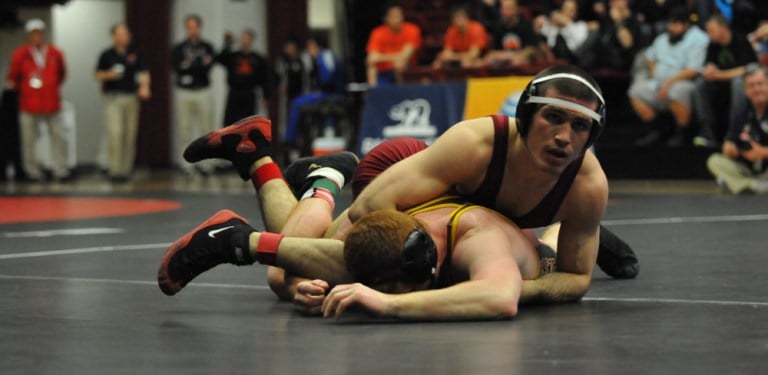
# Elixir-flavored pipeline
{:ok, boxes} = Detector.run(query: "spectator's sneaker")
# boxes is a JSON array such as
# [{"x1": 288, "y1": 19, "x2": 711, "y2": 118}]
[
  {"x1": 716, "y1": 177, "x2": 729, "y2": 193},
  {"x1": 666, "y1": 131, "x2": 687, "y2": 148},
  {"x1": 158, "y1": 210, "x2": 255, "y2": 296},
  {"x1": 596, "y1": 225, "x2": 639, "y2": 279},
  {"x1": 750, "y1": 179, "x2": 768, "y2": 194},
  {"x1": 183, "y1": 115, "x2": 273, "y2": 180},
  {"x1": 634, "y1": 130, "x2": 664, "y2": 148},
  {"x1": 693, "y1": 122, "x2": 719, "y2": 148},
  {"x1": 693, "y1": 135, "x2": 719, "y2": 149},
  {"x1": 283, "y1": 151, "x2": 359, "y2": 198}
]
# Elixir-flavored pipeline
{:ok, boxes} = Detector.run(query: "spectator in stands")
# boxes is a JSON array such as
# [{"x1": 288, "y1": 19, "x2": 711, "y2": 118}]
[
  {"x1": 582, "y1": 0, "x2": 642, "y2": 71},
  {"x1": 5, "y1": 19, "x2": 70, "y2": 182},
  {"x1": 366, "y1": 5, "x2": 422, "y2": 87},
  {"x1": 216, "y1": 29, "x2": 270, "y2": 126},
  {"x1": 477, "y1": 0, "x2": 501, "y2": 32},
  {"x1": 748, "y1": 21, "x2": 768, "y2": 62},
  {"x1": 274, "y1": 37, "x2": 303, "y2": 147},
  {"x1": 483, "y1": 0, "x2": 553, "y2": 67},
  {"x1": 94, "y1": 23, "x2": 151, "y2": 182},
  {"x1": 632, "y1": 0, "x2": 688, "y2": 40},
  {"x1": 706, "y1": 63, "x2": 768, "y2": 194},
  {"x1": 432, "y1": 6, "x2": 489, "y2": 68},
  {"x1": 284, "y1": 35, "x2": 345, "y2": 149},
  {"x1": 712, "y1": 0, "x2": 760, "y2": 35},
  {"x1": 628, "y1": 7, "x2": 709, "y2": 148},
  {"x1": 172, "y1": 14, "x2": 216, "y2": 177},
  {"x1": 275, "y1": 37, "x2": 306, "y2": 119},
  {"x1": 533, "y1": 0, "x2": 599, "y2": 65},
  {"x1": 692, "y1": 14, "x2": 757, "y2": 148}
]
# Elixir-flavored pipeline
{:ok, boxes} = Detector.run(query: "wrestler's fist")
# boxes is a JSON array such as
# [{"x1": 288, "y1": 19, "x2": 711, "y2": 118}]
[
  {"x1": 293, "y1": 279, "x2": 329, "y2": 316},
  {"x1": 322, "y1": 283, "x2": 393, "y2": 319}
]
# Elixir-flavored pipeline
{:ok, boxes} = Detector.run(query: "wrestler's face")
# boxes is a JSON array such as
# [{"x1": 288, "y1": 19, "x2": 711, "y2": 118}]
[{"x1": 526, "y1": 88, "x2": 595, "y2": 175}]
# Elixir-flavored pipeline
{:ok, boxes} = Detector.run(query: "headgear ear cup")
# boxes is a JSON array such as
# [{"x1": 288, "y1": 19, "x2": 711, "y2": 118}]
[
  {"x1": 515, "y1": 79, "x2": 537, "y2": 138},
  {"x1": 401, "y1": 228, "x2": 437, "y2": 283}
]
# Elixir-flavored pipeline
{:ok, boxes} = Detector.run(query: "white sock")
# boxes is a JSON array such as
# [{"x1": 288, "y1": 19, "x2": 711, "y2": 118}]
[{"x1": 306, "y1": 167, "x2": 345, "y2": 189}]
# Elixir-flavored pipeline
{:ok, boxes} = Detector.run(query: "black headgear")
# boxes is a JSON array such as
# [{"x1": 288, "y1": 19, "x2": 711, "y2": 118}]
[
  {"x1": 400, "y1": 227, "x2": 438, "y2": 284},
  {"x1": 516, "y1": 69, "x2": 606, "y2": 151}
]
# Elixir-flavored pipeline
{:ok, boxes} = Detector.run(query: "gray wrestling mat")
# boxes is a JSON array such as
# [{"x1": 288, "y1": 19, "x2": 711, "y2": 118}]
[{"x1": 1, "y1": 178, "x2": 766, "y2": 374}]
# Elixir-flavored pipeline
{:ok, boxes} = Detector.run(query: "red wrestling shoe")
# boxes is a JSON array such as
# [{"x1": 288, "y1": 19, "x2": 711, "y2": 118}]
[
  {"x1": 283, "y1": 151, "x2": 359, "y2": 198},
  {"x1": 183, "y1": 115, "x2": 273, "y2": 180},
  {"x1": 158, "y1": 210, "x2": 255, "y2": 296}
]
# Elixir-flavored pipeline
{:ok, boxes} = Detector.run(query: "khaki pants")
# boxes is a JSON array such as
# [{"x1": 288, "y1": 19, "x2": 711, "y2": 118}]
[
  {"x1": 19, "y1": 111, "x2": 69, "y2": 179},
  {"x1": 707, "y1": 153, "x2": 768, "y2": 193},
  {"x1": 175, "y1": 88, "x2": 215, "y2": 172},
  {"x1": 104, "y1": 93, "x2": 139, "y2": 177}
]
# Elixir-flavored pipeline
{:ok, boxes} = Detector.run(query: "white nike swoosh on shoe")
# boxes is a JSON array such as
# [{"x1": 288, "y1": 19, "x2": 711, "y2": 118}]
[{"x1": 208, "y1": 226, "x2": 235, "y2": 238}]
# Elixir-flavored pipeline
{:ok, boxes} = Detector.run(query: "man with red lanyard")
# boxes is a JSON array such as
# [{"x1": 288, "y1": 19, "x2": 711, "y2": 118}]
[{"x1": 5, "y1": 18, "x2": 69, "y2": 181}]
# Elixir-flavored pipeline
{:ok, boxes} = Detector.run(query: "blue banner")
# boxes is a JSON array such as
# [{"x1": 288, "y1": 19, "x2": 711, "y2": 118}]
[{"x1": 357, "y1": 82, "x2": 467, "y2": 154}]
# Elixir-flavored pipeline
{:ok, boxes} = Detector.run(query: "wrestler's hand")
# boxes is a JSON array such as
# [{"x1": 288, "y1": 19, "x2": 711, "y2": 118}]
[
  {"x1": 293, "y1": 279, "x2": 329, "y2": 316},
  {"x1": 322, "y1": 283, "x2": 392, "y2": 319}
]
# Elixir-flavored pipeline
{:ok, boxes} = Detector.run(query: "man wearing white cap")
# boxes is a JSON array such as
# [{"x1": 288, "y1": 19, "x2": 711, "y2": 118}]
[{"x1": 5, "y1": 18, "x2": 69, "y2": 181}]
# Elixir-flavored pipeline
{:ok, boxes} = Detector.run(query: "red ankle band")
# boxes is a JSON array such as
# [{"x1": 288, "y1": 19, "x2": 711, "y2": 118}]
[
  {"x1": 251, "y1": 163, "x2": 283, "y2": 190},
  {"x1": 255, "y1": 232, "x2": 284, "y2": 265}
]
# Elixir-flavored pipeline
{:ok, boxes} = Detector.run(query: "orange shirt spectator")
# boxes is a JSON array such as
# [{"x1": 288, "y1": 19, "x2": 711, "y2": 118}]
[
  {"x1": 433, "y1": 7, "x2": 489, "y2": 68},
  {"x1": 366, "y1": 5, "x2": 422, "y2": 86},
  {"x1": 444, "y1": 20, "x2": 489, "y2": 53}
]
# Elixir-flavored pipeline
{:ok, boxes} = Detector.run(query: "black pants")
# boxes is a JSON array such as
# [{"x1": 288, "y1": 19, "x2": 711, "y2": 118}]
[
  {"x1": 0, "y1": 90, "x2": 23, "y2": 180},
  {"x1": 223, "y1": 89, "x2": 257, "y2": 126}
]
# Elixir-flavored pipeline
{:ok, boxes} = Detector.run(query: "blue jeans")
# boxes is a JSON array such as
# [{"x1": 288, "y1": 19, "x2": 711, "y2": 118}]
[{"x1": 285, "y1": 92, "x2": 327, "y2": 143}]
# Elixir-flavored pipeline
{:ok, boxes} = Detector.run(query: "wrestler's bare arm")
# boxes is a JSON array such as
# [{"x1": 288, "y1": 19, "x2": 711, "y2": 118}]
[
  {"x1": 348, "y1": 118, "x2": 493, "y2": 222},
  {"x1": 276, "y1": 210, "x2": 355, "y2": 309},
  {"x1": 519, "y1": 154, "x2": 608, "y2": 304},
  {"x1": 257, "y1": 235, "x2": 353, "y2": 286},
  {"x1": 322, "y1": 215, "x2": 528, "y2": 321}
]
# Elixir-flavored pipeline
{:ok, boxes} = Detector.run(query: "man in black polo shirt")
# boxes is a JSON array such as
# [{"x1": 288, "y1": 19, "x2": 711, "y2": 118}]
[
  {"x1": 216, "y1": 29, "x2": 270, "y2": 126},
  {"x1": 172, "y1": 14, "x2": 216, "y2": 176},
  {"x1": 483, "y1": 0, "x2": 549, "y2": 67},
  {"x1": 693, "y1": 14, "x2": 757, "y2": 148},
  {"x1": 95, "y1": 23, "x2": 150, "y2": 182}
]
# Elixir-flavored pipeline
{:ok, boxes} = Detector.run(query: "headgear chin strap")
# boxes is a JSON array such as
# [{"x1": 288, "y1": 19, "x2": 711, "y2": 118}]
[
  {"x1": 401, "y1": 227, "x2": 438, "y2": 285},
  {"x1": 516, "y1": 71, "x2": 606, "y2": 150}
]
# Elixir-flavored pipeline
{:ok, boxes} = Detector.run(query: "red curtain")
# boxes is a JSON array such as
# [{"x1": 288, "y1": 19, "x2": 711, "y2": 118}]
[
  {"x1": 267, "y1": 0, "x2": 308, "y2": 133},
  {"x1": 126, "y1": 0, "x2": 171, "y2": 167}
]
